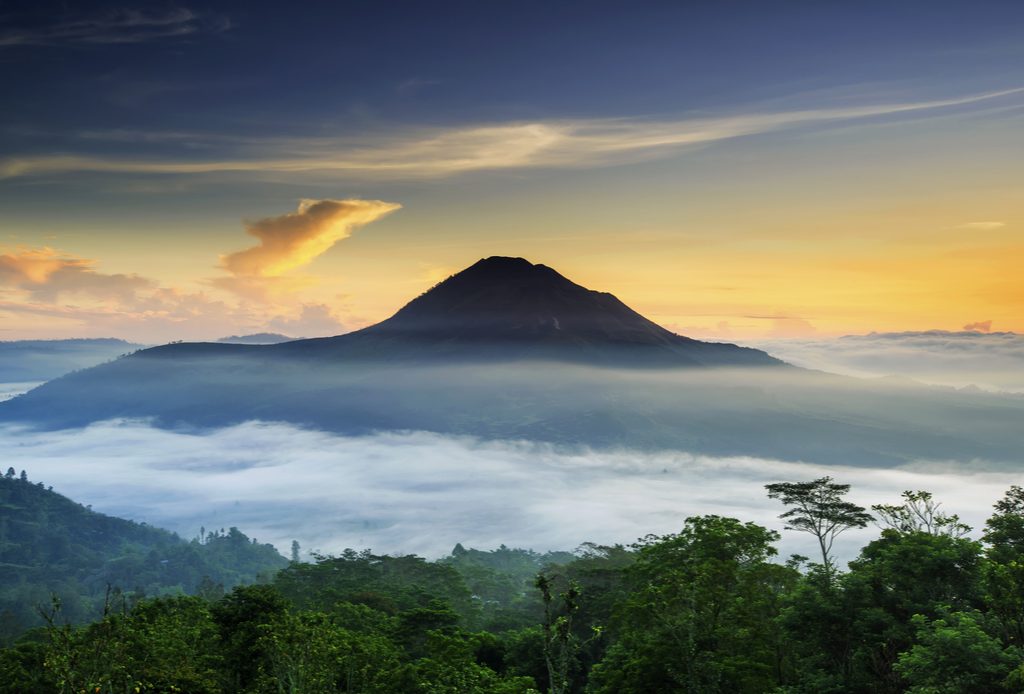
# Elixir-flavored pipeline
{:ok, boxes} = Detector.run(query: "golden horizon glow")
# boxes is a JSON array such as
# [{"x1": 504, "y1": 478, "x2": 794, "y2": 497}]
[{"x1": 1, "y1": 87, "x2": 1022, "y2": 343}]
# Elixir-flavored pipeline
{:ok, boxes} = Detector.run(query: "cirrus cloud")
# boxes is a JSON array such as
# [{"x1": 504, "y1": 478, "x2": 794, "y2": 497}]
[
  {"x1": 959, "y1": 221, "x2": 1006, "y2": 230},
  {"x1": 2, "y1": 88, "x2": 1022, "y2": 181},
  {"x1": 0, "y1": 7, "x2": 228, "y2": 48}
]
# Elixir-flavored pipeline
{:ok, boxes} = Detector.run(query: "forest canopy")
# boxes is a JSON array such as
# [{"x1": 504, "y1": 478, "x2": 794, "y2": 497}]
[{"x1": 3, "y1": 475, "x2": 1024, "y2": 692}]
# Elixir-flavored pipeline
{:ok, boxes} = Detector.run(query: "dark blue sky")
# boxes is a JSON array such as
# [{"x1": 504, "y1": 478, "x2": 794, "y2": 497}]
[{"x1": 3, "y1": 0, "x2": 1023, "y2": 144}]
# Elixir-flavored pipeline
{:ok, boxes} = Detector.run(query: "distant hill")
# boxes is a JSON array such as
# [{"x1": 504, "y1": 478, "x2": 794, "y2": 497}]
[
  {"x1": 0, "y1": 338, "x2": 142, "y2": 383},
  {"x1": 2, "y1": 258, "x2": 1023, "y2": 466},
  {"x1": 216, "y1": 332, "x2": 295, "y2": 345},
  {"x1": 0, "y1": 470, "x2": 287, "y2": 642}
]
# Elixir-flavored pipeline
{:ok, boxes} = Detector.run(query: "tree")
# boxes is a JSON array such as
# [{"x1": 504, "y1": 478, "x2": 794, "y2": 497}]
[
  {"x1": 984, "y1": 486, "x2": 1024, "y2": 563},
  {"x1": 765, "y1": 477, "x2": 872, "y2": 578},
  {"x1": 588, "y1": 516, "x2": 796, "y2": 693},
  {"x1": 894, "y1": 610, "x2": 1015, "y2": 693},
  {"x1": 873, "y1": 491, "x2": 971, "y2": 538},
  {"x1": 536, "y1": 572, "x2": 580, "y2": 694},
  {"x1": 18, "y1": 471, "x2": 26, "y2": 483},
  {"x1": 211, "y1": 584, "x2": 290, "y2": 691},
  {"x1": 844, "y1": 531, "x2": 985, "y2": 691},
  {"x1": 983, "y1": 487, "x2": 1024, "y2": 649},
  {"x1": 290, "y1": 540, "x2": 301, "y2": 563},
  {"x1": 3, "y1": 468, "x2": 13, "y2": 480},
  {"x1": 256, "y1": 611, "x2": 410, "y2": 693}
]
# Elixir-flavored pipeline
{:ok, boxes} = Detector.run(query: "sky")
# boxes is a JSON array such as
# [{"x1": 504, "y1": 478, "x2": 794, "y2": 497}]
[{"x1": 1, "y1": 0, "x2": 1022, "y2": 342}]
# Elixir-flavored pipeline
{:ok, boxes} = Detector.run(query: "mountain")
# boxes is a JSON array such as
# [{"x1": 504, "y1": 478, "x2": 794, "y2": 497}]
[
  {"x1": 1, "y1": 257, "x2": 1022, "y2": 467},
  {"x1": 0, "y1": 338, "x2": 143, "y2": 384},
  {"x1": 0, "y1": 470, "x2": 287, "y2": 642},
  {"x1": 142, "y1": 256, "x2": 780, "y2": 367},
  {"x1": 290, "y1": 256, "x2": 780, "y2": 366}
]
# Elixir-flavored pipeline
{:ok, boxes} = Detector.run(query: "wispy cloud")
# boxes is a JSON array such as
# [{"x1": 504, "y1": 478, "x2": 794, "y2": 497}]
[
  {"x1": 0, "y1": 7, "x2": 226, "y2": 48},
  {"x1": 2, "y1": 87, "x2": 1021, "y2": 180},
  {"x1": 959, "y1": 221, "x2": 1006, "y2": 230}
]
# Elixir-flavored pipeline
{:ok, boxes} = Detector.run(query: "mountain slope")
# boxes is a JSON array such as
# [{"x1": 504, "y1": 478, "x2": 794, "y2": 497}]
[{"x1": 0, "y1": 470, "x2": 287, "y2": 642}]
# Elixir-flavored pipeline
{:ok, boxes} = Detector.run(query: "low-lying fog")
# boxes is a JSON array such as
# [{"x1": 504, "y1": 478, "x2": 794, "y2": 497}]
[
  {"x1": 746, "y1": 330, "x2": 1024, "y2": 393},
  {"x1": 3, "y1": 419, "x2": 1017, "y2": 564},
  {"x1": 0, "y1": 382, "x2": 40, "y2": 402}
]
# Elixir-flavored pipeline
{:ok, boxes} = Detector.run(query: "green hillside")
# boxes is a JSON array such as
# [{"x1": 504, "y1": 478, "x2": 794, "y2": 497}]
[{"x1": 0, "y1": 469, "x2": 287, "y2": 642}]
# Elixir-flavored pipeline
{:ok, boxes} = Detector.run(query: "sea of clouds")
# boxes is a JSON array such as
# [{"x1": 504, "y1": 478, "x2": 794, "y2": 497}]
[
  {"x1": 746, "y1": 331, "x2": 1024, "y2": 392},
  {"x1": 2, "y1": 419, "x2": 1016, "y2": 564}
]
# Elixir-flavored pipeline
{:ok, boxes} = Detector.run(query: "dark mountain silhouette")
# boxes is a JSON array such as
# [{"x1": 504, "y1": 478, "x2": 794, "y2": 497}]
[
  {"x1": 267, "y1": 256, "x2": 781, "y2": 366},
  {"x1": 1, "y1": 257, "x2": 1021, "y2": 467}
]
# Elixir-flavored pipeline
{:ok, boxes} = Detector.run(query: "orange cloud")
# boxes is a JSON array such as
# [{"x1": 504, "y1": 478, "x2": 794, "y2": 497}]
[
  {"x1": 0, "y1": 247, "x2": 153, "y2": 302},
  {"x1": 963, "y1": 320, "x2": 992, "y2": 332},
  {"x1": 220, "y1": 199, "x2": 400, "y2": 279}
]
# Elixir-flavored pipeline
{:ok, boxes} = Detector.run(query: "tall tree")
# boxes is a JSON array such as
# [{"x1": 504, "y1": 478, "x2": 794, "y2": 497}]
[
  {"x1": 872, "y1": 490, "x2": 971, "y2": 538},
  {"x1": 588, "y1": 516, "x2": 795, "y2": 693},
  {"x1": 536, "y1": 572, "x2": 580, "y2": 694},
  {"x1": 766, "y1": 477, "x2": 872, "y2": 578}
]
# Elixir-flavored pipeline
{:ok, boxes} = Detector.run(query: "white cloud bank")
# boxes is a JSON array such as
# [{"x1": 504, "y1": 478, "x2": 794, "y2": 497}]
[
  {"x1": 746, "y1": 331, "x2": 1024, "y2": 393},
  {"x1": 3, "y1": 420, "x2": 1017, "y2": 563}
]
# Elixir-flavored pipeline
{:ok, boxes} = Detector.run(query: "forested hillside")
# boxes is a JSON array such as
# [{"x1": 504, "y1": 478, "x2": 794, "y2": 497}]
[
  {"x1": 0, "y1": 470, "x2": 287, "y2": 641},
  {"x1": 3, "y1": 479, "x2": 1024, "y2": 692}
]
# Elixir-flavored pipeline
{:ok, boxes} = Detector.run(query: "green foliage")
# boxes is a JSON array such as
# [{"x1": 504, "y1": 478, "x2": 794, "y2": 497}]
[
  {"x1": 7, "y1": 482, "x2": 1024, "y2": 692},
  {"x1": 873, "y1": 491, "x2": 972, "y2": 538},
  {"x1": 894, "y1": 610, "x2": 1016, "y2": 693},
  {"x1": 588, "y1": 515, "x2": 797, "y2": 694},
  {"x1": 276, "y1": 550, "x2": 473, "y2": 618},
  {"x1": 766, "y1": 477, "x2": 873, "y2": 577},
  {"x1": 0, "y1": 474, "x2": 287, "y2": 641},
  {"x1": 255, "y1": 610, "x2": 409, "y2": 693}
]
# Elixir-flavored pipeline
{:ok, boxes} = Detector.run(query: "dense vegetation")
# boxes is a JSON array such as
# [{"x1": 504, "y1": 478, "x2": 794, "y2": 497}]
[
  {"x1": 4, "y1": 477, "x2": 1024, "y2": 692},
  {"x1": 0, "y1": 470, "x2": 287, "y2": 642}
]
